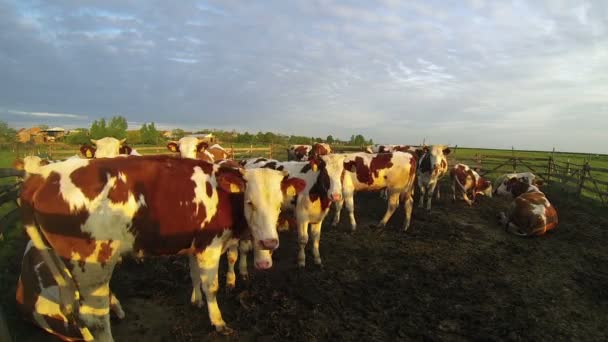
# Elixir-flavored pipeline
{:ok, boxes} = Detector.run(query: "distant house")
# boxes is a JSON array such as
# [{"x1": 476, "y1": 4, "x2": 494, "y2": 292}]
[
  {"x1": 41, "y1": 127, "x2": 66, "y2": 142},
  {"x1": 16, "y1": 127, "x2": 43, "y2": 143}
]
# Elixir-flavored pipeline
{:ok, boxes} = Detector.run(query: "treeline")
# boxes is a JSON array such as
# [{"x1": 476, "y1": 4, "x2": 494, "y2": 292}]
[{"x1": 2, "y1": 117, "x2": 373, "y2": 146}]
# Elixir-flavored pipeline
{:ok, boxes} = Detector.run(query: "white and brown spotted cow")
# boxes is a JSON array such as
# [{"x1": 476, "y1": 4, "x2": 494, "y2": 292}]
[
  {"x1": 494, "y1": 172, "x2": 542, "y2": 197},
  {"x1": 332, "y1": 152, "x2": 417, "y2": 231},
  {"x1": 450, "y1": 163, "x2": 493, "y2": 205},
  {"x1": 498, "y1": 178, "x2": 558, "y2": 237},
  {"x1": 287, "y1": 144, "x2": 312, "y2": 161},
  {"x1": 416, "y1": 145, "x2": 451, "y2": 211},
  {"x1": 244, "y1": 154, "x2": 346, "y2": 267},
  {"x1": 17, "y1": 155, "x2": 305, "y2": 340},
  {"x1": 309, "y1": 143, "x2": 332, "y2": 159},
  {"x1": 167, "y1": 136, "x2": 215, "y2": 162},
  {"x1": 80, "y1": 137, "x2": 140, "y2": 159}
]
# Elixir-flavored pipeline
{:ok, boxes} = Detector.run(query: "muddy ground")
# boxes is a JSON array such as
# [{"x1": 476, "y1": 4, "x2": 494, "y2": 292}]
[{"x1": 3, "y1": 183, "x2": 608, "y2": 341}]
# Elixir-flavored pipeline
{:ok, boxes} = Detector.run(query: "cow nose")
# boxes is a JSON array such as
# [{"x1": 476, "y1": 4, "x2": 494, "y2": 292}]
[
  {"x1": 255, "y1": 260, "x2": 271, "y2": 270},
  {"x1": 331, "y1": 193, "x2": 342, "y2": 201},
  {"x1": 259, "y1": 239, "x2": 279, "y2": 250}
]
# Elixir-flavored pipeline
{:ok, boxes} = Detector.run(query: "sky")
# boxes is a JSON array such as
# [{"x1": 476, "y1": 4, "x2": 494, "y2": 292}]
[{"x1": 0, "y1": 0, "x2": 607, "y2": 153}]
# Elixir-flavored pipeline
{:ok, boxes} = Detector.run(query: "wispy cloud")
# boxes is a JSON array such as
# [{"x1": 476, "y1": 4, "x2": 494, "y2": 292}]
[{"x1": 6, "y1": 110, "x2": 88, "y2": 119}]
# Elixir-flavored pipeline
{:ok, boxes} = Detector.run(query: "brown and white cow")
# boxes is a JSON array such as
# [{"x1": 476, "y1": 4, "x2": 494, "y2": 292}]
[
  {"x1": 287, "y1": 144, "x2": 312, "y2": 161},
  {"x1": 416, "y1": 145, "x2": 450, "y2": 211},
  {"x1": 332, "y1": 152, "x2": 417, "y2": 231},
  {"x1": 207, "y1": 144, "x2": 231, "y2": 162},
  {"x1": 167, "y1": 136, "x2": 214, "y2": 162},
  {"x1": 365, "y1": 144, "x2": 416, "y2": 154},
  {"x1": 244, "y1": 154, "x2": 346, "y2": 267},
  {"x1": 309, "y1": 143, "x2": 332, "y2": 159},
  {"x1": 450, "y1": 163, "x2": 493, "y2": 205},
  {"x1": 494, "y1": 172, "x2": 542, "y2": 197},
  {"x1": 80, "y1": 137, "x2": 139, "y2": 159},
  {"x1": 498, "y1": 178, "x2": 558, "y2": 237},
  {"x1": 18, "y1": 156, "x2": 304, "y2": 339}
]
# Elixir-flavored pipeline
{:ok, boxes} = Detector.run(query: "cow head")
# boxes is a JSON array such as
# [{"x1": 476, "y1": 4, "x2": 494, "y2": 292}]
[
  {"x1": 312, "y1": 154, "x2": 346, "y2": 202},
  {"x1": 12, "y1": 156, "x2": 50, "y2": 175},
  {"x1": 226, "y1": 168, "x2": 305, "y2": 261},
  {"x1": 504, "y1": 178, "x2": 534, "y2": 198},
  {"x1": 309, "y1": 143, "x2": 332, "y2": 159},
  {"x1": 87, "y1": 137, "x2": 127, "y2": 158},
  {"x1": 475, "y1": 178, "x2": 493, "y2": 198},
  {"x1": 168, "y1": 137, "x2": 208, "y2": 159}
]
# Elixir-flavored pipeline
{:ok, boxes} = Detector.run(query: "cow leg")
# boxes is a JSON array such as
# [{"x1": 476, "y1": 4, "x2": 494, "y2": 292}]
[
  {"x1": 189, "y1": 255, "x2": 203, "y2": 307},
  {"x1": 225, "y1": 244, "x2": 238, "y2": 290},
  {"x1": 69, "y1": 259, "x2": 119, "y2": 342},
  {"x1": 451, "y1": 180, "x2": 456, "y2": 202},
  {"x1": 238, "y1": 240, "x2": 252, "y2": 281},
  {"x1": 435, "y1": 184, "x2": 441, "y2": 199},
  {"x1": 194, "y1": 242, "x2": 232, "y2": 334},
  {"x1": 417, "y1": 181, "x2": 427, "y2": 208},
  {"x1": 297, "y1": 220, "x2": 310, "y2": 268},
  {"x1": 344, "y1": 192, "x2": 357, "y2": 231},
  {"x1": 378, "y1": 191, "x2": 400, "y2": 227},
  {"x1": 462, "y1": 192, "x2": 474, "y2": 206},
  {"x1": 331, "y1": 199, "x2": 344, "y2": 227},
  {"x1": 425, "y1": 181, "x2": 438, "y2": 211},
  {"x1": 402, "y1": 190, "x2": 414, "y2": 231},
  {"x1": 310, "y1": 222, "x2": 323, "y2": 266},
  {"x1": 109, "y1": 293, "x2": 125, "y2": 319}
]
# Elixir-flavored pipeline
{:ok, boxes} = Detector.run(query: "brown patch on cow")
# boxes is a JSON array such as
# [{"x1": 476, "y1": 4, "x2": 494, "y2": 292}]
[
  {"x1": 544, "y1": 205, "x2": 559, "y2": 233},
  {"x1": 281, "y1": 177, "x2": 306, "y2": 196},
  {"x1": 344, "y1": 156, "x2": 372, "y2": 185},
  {"x1": 294, "y1": 146, "x2": 309, "y2": 160},
  {"x1": 71, "y1": 166, "x2": 108, "y2": 200},
  {"x1": 394, "y1": 145, "x2": 411, "y2": 152},
  {"x1": 208, "y1": 146, "x2": 228, "y2": 162},
  {"x1": 196, "y1": 141, "x2": 209, "y2": 152},
  {"x1": 206, "y1": 181, "x2": 213, "y2": 197},
  {"x1": 13, "y1": 158, "x2": 25, "y2": 170},
  {"x1": 108, "y1": 174, "x2": 130, "y2": 204},
  {"x1": 167, "y1": 142, "x2": 179, "y2": 152},
  {"x1": 507, "y1": 178, "x2": 532, "y2": 198},
  {"x1": 98, "y1": 240, "x2": 114, "y2": 266},
  {"x1": 476, "y1": 178, "x2": 491, "y2": 192},
  {"x1": 119, "y1": 145, "x2": 133, "y2": 155},
  {"x1": 418, "y1": 152, "x2": 432, "y2": 173},
  {"x1": 370, "y1": 153, "x2": 394, "y2": 180},
  {"x1": 310, "y1": 143, "x2": 331, "y2": 158}
]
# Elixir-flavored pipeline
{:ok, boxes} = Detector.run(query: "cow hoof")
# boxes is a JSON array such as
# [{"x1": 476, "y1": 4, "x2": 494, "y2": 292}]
[
  {"x1": 240, "y1": 274, "x2": 250, "y2": 281},
  {"x1": 216, "y1": 325, "x2": 235, "y2": 336},
  {"x1": 226, "y1": 284, "x2": 235, "y2": 293},
  {"x1": 297, "y1": 261, "x2": 306, "y2": 268},
  {"x1": 191, "y1": 300, "x2": 204, "y2": 308}
]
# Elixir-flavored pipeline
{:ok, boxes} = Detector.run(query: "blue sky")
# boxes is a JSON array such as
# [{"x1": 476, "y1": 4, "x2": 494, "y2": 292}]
[{"x1": 1, "y1": 0, "x2": 606, "y2": 153}]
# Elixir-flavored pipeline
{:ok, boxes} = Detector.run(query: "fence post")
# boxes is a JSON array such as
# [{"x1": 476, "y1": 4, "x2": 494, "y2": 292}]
[
  {"x1": 546, "y1": 156, "x2": 553, "y2": 183},
  {"x1": 566, "y1": 158, "x2": 570, "y2": 176},
  {"x1": 511, "y1": 146, "x2": 517, "y2": 172},
  {"x1": 577, "y1": 161, "x2": 589, "y2": 198},
  {"x1": 269, "y1": 144, "x2": 273, "y2": 159}
]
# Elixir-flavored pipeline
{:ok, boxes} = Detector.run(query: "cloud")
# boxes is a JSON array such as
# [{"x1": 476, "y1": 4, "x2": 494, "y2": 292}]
[
  {"x1": 6, "y1": 109, "x2": 88, "y2": 119},
  {"x1": 0, "y1": 0, "x2": 607, "y2": 153}
]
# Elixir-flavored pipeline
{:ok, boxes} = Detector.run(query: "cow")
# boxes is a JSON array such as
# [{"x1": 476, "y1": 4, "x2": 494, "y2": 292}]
[
  {"x1": 494, "y1": 172, "x2": 542, "y2": 196},
  {"x1": 287, "y1": 144, "x2": 312, "y2": 161},
  {"x1": 80, "y1": 137, "x2": 139, "y2": 159},
  {"x1": 244, "y1": 154, "x2": 346, "y2": 267},
  {"x1": 309, "y1": 143, "x2": 332, "y2": 159},
  {"x1": 18, "y1": 155, "x2": 305, "y2": 339},
  {"x1": 450, "y1": 163, "x2": 493, "y2": 205},
  {"x1": 416, "y1": 145, "x2": 451, "y2": 211},
  {"x1": 207, "y1": 144, "x2": 231, "y2": 162},
  {"x1": 498, "y1": 178, "x2": 558, "y2": 237},
  {"x1": 365, "y1": 144, "x2": 416, "y2": 154},
  {"x1": 332, "y1": 152, "x2": 417, "y2": 232},
  {"x1": 167, "y1": 136, "x2": 214, "y2": 162}
]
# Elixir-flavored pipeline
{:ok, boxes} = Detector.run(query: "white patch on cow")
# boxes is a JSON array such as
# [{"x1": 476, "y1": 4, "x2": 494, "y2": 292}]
[
  {"x1": 118, "y1": 172, "x2": 127, "y2": 183},
  {"x1": 177, "y1": 136, "x2": 202, "y2": 159},
  {"x1": 191, "y1": 166, "x2": 218, "y2": 227},
  {"x1": 92, "y1": 137, "x2": 124, "y2": 158},
  {"x1": 242, "y1": 168, "x2": 287, "y2": 243}
]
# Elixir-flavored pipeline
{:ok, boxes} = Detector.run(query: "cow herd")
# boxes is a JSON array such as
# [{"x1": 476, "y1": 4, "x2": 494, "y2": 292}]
[{"x1": 5, "y1": 138, "x2": 558, "y2": 341}]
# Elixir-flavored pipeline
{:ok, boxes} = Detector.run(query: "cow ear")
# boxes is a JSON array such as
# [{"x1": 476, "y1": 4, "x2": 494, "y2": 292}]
[
  {"x1": 197, "y1": 141, "x2": 209, "y2": 152},
  {"x1": 80, "y1": 145, "x2": 95, "y2": 158},
  {"x1": 12, "y1": 158, "x2": 24, "y2": 170},
  {"x1": 119, "y1": 138, "x2": 127, "y2": 144},
  {"x1": 443, "y1": 148, "x2": 451, "y2": 155},
  {"x1": 90, "y1": 139, "x2": 98, "y2": 145},
  {"x1": 535, "y1": 179, "x2": 544, "y2": 187},
  {"x1": 40, "y1": 159, "x2": 51, "y2": 166},
  {"x1": 281, "y1": 177, "x2": 306, "y2": 197},
  {"x1": 167, "y1": 142, "x2": 179, "y2": 152},
  {"x1": 217, "y1": 169, "x2": 245, "y2": 193},
  {"x1": 309, "y1": 158, "x2": 319, "y2": 172},
  {"x1": 120, "y1": 145, "x2": 132, "y2": 155}
]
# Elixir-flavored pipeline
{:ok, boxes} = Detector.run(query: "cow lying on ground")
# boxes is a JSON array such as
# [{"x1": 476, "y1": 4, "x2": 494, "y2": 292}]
[
  {"x1": 417, "y1": 145, "x2": 450, "y2": 211},
  {"x1": 17, "y1": 155, "x2": 303, "y2": 340},
  {"x1": 332, "y1": 152, "x2": 417, "y2": 231},
  {"x1": 494, "y1": 172, "x2": 542, "y2": 196},
  {"x1": 450, "y1": 163, "x2": 492, "y2": 205},
  {"x1": 244, "y1": 154, "x2": 346, "y2": 267},
  {"x1": 287, "y1": 145, "x2": 312, "y2": 161},
  {"x1": 498, "y1": 178, "x2": 558, "y2": 237},
  {"x1": 80, "y1": 137, "x2": 140, "y2": 158},
  {"x1": 365, "y1": 144, "x2": 416, "y2": 154}
]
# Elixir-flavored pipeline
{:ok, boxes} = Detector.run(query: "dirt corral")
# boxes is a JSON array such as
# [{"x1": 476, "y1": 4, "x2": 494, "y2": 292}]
[{"x1": 4, "y1": 183, "x2": 608, "y2": 341}]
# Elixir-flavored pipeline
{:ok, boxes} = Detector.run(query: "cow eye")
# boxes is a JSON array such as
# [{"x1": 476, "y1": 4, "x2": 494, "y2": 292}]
[{"x1": 246, "y1": 201, "x2": 254, "y2": 209}]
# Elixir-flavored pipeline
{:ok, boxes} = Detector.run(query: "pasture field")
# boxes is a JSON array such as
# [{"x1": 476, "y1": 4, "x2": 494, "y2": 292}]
[{"x1": 1, "y1": 145, "x2": 607, "y2": 341}]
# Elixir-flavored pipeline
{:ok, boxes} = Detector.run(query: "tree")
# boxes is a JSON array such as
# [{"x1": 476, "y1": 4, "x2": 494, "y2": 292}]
[
  {"x1": 127, "y1": 130, "x2": 142, "y2": 144},
  {"x1": 0, "y1": 120, "x2": 16, "y2": 143},
  {"x1": 171, "y1": 128, "x2": 185, "y2": 140},
  {"x1": 326, "y1": 135, "x2": 334, "y2": 144},
  {"x1": 90, "y1": 118, "x2": 107, "y2": 139},
  {"x1": 65, "y1": 130, "x2": 91, "y2": 145},
  {"x1": 107, "y1": 116, "x2": 128, "y2": 139},
  {"x1": 140, "y1": 122, "x2": 161, "y2": 144}
]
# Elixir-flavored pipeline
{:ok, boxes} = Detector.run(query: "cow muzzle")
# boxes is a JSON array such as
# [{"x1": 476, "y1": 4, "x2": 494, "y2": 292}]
[
  {"x1": 330, "y1": 192, "x2": 342, "y2": 202},
  {"x1": 255, "y1": 260, "x2": 272, "y2": 270},
  {"x1": 259, "y1": 238, "x2": 279, "y2": 250}
]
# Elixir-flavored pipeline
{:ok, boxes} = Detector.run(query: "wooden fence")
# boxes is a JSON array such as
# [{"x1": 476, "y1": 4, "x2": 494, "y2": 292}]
[{"x1": 450, "y1": 151, "x2": 608, "y2": 206}]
